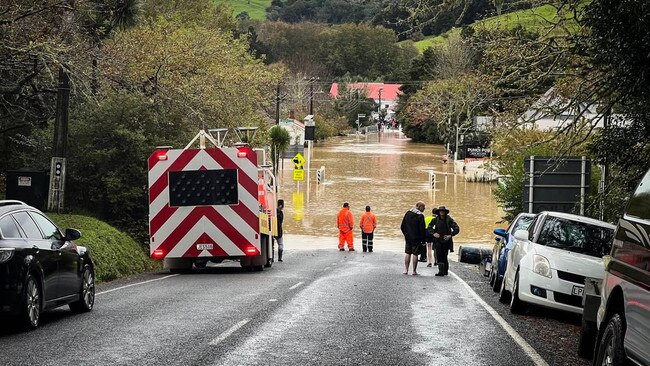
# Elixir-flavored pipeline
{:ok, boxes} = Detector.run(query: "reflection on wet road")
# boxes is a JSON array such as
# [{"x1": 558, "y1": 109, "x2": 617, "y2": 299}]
[{"x1": 277, "y1": 132, "x2": 503, "y2": 243}]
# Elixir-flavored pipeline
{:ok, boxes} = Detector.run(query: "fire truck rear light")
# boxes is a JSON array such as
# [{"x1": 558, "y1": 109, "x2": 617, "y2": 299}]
[
  {"x1": 152, "y1": 249, "x2": 165, "y2": 259},
  {"x1": 245, "y1": 247, "x2": 258, "y2": 255},
  {"x1": 237, "y1": 151, "x2": 248, "y2": 158},
  {"x1": 156, "y1": 152, "x2": 168, "y2": 161}
]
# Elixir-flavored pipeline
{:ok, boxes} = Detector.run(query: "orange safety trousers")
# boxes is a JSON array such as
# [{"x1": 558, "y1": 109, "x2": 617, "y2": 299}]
[{"x1": 338, "y1": 230, "x2": 354, "y2": 249}]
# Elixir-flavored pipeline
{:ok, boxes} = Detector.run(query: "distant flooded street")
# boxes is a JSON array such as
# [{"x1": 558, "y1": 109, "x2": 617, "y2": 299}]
[{"x1": 277, "y1": 132, "x2": 504, "y2": 243}]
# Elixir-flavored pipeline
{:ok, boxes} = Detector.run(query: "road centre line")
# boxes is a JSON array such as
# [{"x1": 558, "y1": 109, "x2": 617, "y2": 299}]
[
  {"x1": 96, "y1": 274, "x2": 179, "y2": 296},
  {"x1": 449, "y1": 271, "x2": 550, "y2": 366},
  {"x1": 209, "y1": 319, "x2": 250, "y2": 346},
  {"x1": 289, "y1": 281, "x2": 304, "y2": 290}
]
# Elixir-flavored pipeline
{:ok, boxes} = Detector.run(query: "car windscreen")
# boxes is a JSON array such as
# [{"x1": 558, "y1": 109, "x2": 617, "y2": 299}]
[
  {"x1": 512, "y1": 216, "x2": 534, "y2": 232},
  {"x1": 537, "y1": 216, "x2": 614, "y2": 257}
]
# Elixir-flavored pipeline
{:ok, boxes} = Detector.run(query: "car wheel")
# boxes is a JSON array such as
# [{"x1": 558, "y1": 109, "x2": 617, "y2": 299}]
[
  {"x1": 499, "y1": 274, "x2": 510, "y2": 303},
  {"x1": 578, "y1": 317, "x2": 597, "y2": 359},
  {"x1": 492, "y1": 275, "x2": 502, "y2": 293},
  {"x1": 70, "y1": 267, "x2": 95, "y2": 313},
  {"x1": 22, "y1": 273, "x2": 41, "y2": 329},
  {"x1": 594, "y1": 313, "x2": 628, "y2": 366},
  {"x1": 510, "y1": 271, "x2": 524, "y2": 314},
  {"x1": 489, "y1": 268, "x2": 496, "y2": 287}
]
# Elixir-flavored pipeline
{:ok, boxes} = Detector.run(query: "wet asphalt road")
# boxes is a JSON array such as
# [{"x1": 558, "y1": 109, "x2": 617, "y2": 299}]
[{"x1": 0, "y1": 249, "x2": 574, "y2": 366}]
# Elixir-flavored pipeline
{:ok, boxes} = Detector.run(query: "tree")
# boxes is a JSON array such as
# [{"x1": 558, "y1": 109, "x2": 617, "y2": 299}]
[
  {"x1": 319, "y1": 23, "x2": 418, "y2": 80},
  {"x1": 269, "y1": 126, "x2": 290, "y2": 175}
]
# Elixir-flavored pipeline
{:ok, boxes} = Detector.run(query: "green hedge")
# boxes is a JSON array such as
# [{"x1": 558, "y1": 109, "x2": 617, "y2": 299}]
[{"x1": 49, "y1": 213, "x2": 161, "y2": 283}]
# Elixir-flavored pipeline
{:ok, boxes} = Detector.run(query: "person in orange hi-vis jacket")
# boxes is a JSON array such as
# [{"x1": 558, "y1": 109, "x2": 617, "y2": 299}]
[
  {"x1": 337, "y1": 202, "x2": 355, "y2": 251},
  {"x1": 359, "y1": 206, "x2": 377, "y2": 253}
]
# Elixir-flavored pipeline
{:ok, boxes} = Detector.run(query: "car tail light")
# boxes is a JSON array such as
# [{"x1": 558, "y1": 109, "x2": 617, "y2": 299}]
[
  {"x1": 245, "y1": 247, "x2": 258, "y2": 256},
  {"x1": 0, "y1": 248, "x2": 15, "y2": 263},
  {"x1": 156, "y1": 152, "x2": 168, "y2": 161},
  {"x1": 152, "y1": 249, "x2": 165, "y2": 259}
]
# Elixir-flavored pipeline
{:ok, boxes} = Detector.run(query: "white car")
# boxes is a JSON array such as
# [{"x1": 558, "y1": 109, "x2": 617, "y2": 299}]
[{"x1": 499, "y1": 211, "x2": 615, "y2": 315}]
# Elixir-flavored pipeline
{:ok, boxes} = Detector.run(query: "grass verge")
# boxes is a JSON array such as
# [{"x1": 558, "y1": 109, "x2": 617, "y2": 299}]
[{"x1": 49, "y1": 213, "x2": 161, "y2": 283}]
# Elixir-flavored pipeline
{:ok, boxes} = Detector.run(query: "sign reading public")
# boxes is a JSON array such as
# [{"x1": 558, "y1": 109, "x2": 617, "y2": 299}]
[{"x1": 465, "y1": 146, "x2": 491, "y2": 159}]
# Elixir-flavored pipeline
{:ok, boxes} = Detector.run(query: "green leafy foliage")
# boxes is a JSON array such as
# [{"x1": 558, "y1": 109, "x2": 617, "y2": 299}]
[{"x1": 49, "y1": 213, "x2": 160, "y2": 283}]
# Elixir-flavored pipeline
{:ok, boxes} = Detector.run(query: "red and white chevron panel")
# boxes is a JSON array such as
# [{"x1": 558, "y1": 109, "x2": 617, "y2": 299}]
[{"x1": 147, "y1": 147, "x2": 259, "y2": 259}]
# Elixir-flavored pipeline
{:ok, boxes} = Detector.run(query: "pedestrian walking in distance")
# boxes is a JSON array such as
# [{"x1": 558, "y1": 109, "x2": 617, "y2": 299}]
[
  {"x1": 427, "y1": 206, "x2": 460, "y2": 276},
  {"x1": 360, "y1": 206, "x2": 377, "y2": 252},
  {"x1": 337, "y1": 202, "x2": 355, "y2": 251},
  {"x1": 424, "y1": 208, "x2": 437, "y2": 268},
  {"x1": 275, "y1": 199, "x2": 285, "y2": 262},
  {"x1": 401, "y1": 201, "x2": 426, "y2": 275}
]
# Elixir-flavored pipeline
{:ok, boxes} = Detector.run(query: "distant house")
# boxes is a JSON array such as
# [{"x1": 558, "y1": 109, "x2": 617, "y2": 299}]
[
  {"x1": 329, "y1": 83, "x2": 402, "y2": 118},
  {"x1": 521, "y1": 88, "x2": 628, "y2": 130}
]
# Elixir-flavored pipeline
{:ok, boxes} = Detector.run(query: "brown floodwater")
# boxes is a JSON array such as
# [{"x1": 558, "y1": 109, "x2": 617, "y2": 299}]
[{"x1": 277, "y1": 132, "x2": 504, "y2": 244}]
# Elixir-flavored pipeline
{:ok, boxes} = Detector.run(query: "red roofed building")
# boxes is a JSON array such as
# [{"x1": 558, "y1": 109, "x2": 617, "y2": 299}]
[{"x1": 329, "y1": 83, "x2": 402, "y2": 113}]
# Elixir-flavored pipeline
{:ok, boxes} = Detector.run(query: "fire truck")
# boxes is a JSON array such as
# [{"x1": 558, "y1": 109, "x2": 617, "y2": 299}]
[{"x1": 147, "y1": 129, "x2": 277, "y2": 272}]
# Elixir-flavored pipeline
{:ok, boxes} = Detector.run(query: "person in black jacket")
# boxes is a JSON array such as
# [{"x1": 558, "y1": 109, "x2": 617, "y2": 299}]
[
  {"x1": 401, "y1": 201, "x2": 426, "y2": 275},
  {"x1": 275, "y1": 199, "x2": 285, "y2": 262},
  {"x1": 427, "y1": 206, "x2": 460, "y2": 276}
]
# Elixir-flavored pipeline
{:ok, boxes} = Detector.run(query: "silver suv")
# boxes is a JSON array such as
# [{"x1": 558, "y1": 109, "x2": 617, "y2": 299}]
[{"x1": 593, "y1": 169, "x2": 650, "y2": 366}]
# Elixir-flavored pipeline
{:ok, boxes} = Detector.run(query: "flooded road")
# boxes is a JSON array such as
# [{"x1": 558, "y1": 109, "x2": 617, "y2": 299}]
[{"x1": 277, "y1": 132, "x2": 504, "y2": 243}]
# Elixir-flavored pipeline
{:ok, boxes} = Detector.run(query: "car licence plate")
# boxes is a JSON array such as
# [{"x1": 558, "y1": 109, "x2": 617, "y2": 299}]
[
  {"x1": 572, "y1": 285, "x2": 584, "y2": 297},
  {"x1": 196, "y1": 244, "x2": 213, "y2": 250}
]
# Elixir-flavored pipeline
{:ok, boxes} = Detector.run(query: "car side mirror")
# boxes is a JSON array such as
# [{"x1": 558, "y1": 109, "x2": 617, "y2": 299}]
[
  {"x1": 514, "y1": 229, "x2": 529, "y2": 241},
  {"x1": 65, "y1": 228, "x2": 81, "y2": 241},
  {"x1": 493, "y1": 228, "x2": 508, "y2": 238}
]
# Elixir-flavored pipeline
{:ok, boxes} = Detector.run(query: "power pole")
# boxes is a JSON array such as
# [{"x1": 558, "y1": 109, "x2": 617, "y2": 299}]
[
  {"x1": 309, "y1": 78, "x2": 314, "y2": 115},
  {"x1": 307, "y1": 76, "x2": 318, "y2": 115},
  {"x1": 48, "y1": 66, "x2": 70, "y2": 212},
  {"x1": 275, "y1": 83, "x2": 281, "y2": 125},
  {"x1": 378, "y1": 87, "x2": 383, "y2": 120}
]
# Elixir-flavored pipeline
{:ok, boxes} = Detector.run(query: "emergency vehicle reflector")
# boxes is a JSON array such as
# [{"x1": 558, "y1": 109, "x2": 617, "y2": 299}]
[{"x1": 148, "y1": 146, "x2": 260, "y2": 259}]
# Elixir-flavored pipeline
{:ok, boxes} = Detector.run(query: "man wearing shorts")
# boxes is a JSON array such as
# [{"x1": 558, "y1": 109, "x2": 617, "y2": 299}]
[{"x1": 400, "y1": 201, "x2": 426, "y2": 275}]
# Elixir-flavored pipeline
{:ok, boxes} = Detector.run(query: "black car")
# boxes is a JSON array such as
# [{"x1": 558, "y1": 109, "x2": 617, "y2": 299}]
[{"x1": 0, "y1": 200, "x2": 95, "y2": 329}]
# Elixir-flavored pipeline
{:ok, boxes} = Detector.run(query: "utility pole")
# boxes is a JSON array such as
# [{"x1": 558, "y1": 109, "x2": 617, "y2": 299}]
[
  {"x1": 307, "y1": 76, "x2": 318, "y2": 115},
  {"x1": 48, "y1": 65, "x2": 71, "y2": 213},
  {"x1": 378, "y1": 87, "x2": 383, "y2": 118},
  {"x1": 275, "y1": 83, "x2": 281, "y2": 125}
]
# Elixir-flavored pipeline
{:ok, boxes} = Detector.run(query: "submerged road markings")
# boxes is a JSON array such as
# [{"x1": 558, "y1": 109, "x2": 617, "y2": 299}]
[
  {"x1": 449, "y1": 271, "x2": 550, "y2": 366},
  {"x1": 96, "y1": 274, "x2": 179, "y2": 296},
  {"x1": 209, "y1": 319, "x2": 250, "y2": 346},
  {"x1": 289, "y1": 281, "x2": 304, "y2": 290}
]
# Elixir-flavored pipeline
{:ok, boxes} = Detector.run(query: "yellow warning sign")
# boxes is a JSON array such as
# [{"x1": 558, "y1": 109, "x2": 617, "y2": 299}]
[
  {"x1": 293, "y1": 169, "x2": 305, "y2": 181},
  {"x1": 292, "y1": 153, "x2": 305, "y2": 169}
]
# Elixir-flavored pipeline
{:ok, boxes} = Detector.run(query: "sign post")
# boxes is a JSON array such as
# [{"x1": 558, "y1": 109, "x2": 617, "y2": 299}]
[{"x1": 292, "y1": 153, "x2": 305, "y2": 182}]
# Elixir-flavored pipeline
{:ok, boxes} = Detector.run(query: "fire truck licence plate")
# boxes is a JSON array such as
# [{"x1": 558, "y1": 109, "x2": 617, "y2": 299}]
[
  {"x1": 196, "y1": 244, "x2": 213, "y2": 250},
  {"x1": 572, "y1": 285, "x2": 584, "y2": 297}
]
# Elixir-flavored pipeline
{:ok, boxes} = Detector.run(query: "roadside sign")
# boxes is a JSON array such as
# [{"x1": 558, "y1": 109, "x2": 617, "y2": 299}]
[
  {"x1": 292, "y1": 153, "x2": 305, "y2": 169},
  {"x1": 18, "y1": 176, "x2": 32, "y2": 187},
  {"x1": 293, "y1": 169, "x2": 305, "y2": 181}
]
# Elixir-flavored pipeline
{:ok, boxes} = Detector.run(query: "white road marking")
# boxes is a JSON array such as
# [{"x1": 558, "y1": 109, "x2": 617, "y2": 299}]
[
  {"x1": 323, "y1": 266, "x2": 331, "y2": 271},
  {"x1": 269, "y1": 299, "x2": 278, "y2": 302},
  {"x1": 209, "y1": 319, "x2": 250, "y2": 346},
  {"x1": 289, "y1": 281, "x2": 304, "y2": 290},
  {"x1": 448, "y1": 271, "x2": 550, "y2": 366},
  {"x1": 96, "y1": 274, "x2": 179, "y2": 296}
]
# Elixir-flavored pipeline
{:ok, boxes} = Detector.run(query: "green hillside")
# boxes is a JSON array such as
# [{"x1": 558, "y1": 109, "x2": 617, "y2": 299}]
[
  {"x1": 216, "y1": 0, "x2": 271, "y2": 19},
  {"x1": 414, "y1": 4, "x2": 562, "y2": 52},
  {"x1": 49, "y1": 214, "x2": 160, "y2": 283}
]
